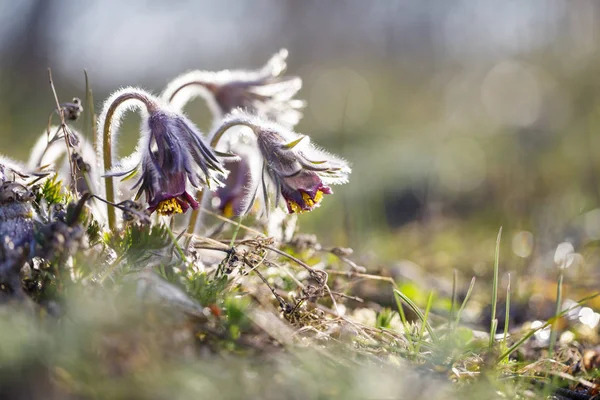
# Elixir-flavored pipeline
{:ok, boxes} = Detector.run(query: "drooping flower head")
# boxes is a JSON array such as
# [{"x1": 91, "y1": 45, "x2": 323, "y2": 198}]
[
  {"x1": 98, "y1": 88, "x2": 227, "y2": 219},
  {"x1": 161, "y1": 50, "x2": 306, "y2": 219},
  {"x1": 209, "y1": 113, "x2": 350, "y2": 216},
  {"x1": 161, "y1": 49, "x2": 305, "y2": 128}
]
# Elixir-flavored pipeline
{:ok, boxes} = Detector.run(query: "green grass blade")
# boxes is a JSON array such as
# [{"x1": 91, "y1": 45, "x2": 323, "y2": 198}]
[
  {"x1": 393, "y1": 289, "x2": 438, "y2": 342},
  {"x1": 415, "y1": 292, "x2": 434, "y2": 354},
  {"x1": 548, "y1": 271, "x2": 564, "y2": 357},
  {"x1": 489, "y1": 319, "x2": 498, "y2": 349},
  {"x1": 393, "y1": 290, "x2": 415, "y2": 352},
  {"x1": 455, "y1": 277, "x2": 476, "y2": 325},
  {"x1": 502, "y1": 273, "x2": 511, "y2": 349},
  {"x1": 490, "y1": 226, "x2": 502, "y2": 350},
  {"x1": 450, "y1": 269, "x2": 457, "y2": 321},
  {"x1": 84, "y1": 70, "x2": 96, "y2": 146}
]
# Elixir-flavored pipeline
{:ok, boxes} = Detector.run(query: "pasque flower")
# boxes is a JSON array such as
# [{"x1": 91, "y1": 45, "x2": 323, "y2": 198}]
[
  {"x1": 162, "y1": 50, "x2": 306, "y2": 219},
  {"x1": 98, "y1": 88, "x2": 227, "y2": 226},
  {"x1": 161, "y1": 49, "x2": 304, "y2": 128},
  {"x1": 209, "y1": 113, "x2": 350, "y2": 216}
]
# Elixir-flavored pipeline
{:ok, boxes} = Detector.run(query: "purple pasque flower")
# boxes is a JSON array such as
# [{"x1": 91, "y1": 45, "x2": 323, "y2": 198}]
[
  {"x1": 210, "y1": 113, "x2": 350, "y2": 216},
  {"x1": 100, "y1": 88, "x2": 227, "y2": 216},
  {"x1": 215, "y1": 157, "x2": 251, "y2": 218},
  {"x1": 161, "y1": 49, "x2": 305, "y2": 128},
  {"x1": 213, "y1": 133, "x2": 260, "y2": 217}
]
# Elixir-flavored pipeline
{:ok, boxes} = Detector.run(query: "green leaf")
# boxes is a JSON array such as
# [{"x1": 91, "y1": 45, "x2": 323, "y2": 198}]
[{"x1": 107, "y1": 223, "x2": 171, "y2": 267}]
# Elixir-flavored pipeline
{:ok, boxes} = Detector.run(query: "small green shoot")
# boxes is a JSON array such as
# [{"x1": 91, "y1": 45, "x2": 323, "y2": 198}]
[
  {"x1": 548, "y1": 270, "x2": 564, "y2": 357},
  {"x1": 455, "y1": 277, "x2": 476, "y2": 325},
  {"x1": 415, "y1": 291, "x2": 434, "y2": 354},
  {"x1": 394, "y1": 288, "x2": 438, "y2": 342},
  {"x1": 502, "y1": 273, "x2": 511, "y2": 354},
  {"x1": 489, "y1": 226, "x2": 502, "y2": 350}
]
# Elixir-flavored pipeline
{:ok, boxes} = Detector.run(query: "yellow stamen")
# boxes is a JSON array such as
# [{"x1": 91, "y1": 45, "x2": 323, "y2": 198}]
[
  {"x1": 288, "y1": 190, "x2": 325, "y2": 214},
  {"x1": 223, "y1": 201, "x2": 234, "y2": 218},
  {"x1": 156, "y1": 198, "x2": 183, "y2": 215}
]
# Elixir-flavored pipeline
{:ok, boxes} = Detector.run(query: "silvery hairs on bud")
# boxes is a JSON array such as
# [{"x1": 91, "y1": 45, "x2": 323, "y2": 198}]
[
  {"x1": 210, "y1": 112, "x2": 351, "y2": 216},
  {"x1": 161, "y1": 49, "x2": 305, "y2": 129}
]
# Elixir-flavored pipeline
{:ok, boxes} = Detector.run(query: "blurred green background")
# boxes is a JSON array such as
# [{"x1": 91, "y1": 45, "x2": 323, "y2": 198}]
[{"x1": 2, "y1": 0, "x2": 600, "y2": 286}]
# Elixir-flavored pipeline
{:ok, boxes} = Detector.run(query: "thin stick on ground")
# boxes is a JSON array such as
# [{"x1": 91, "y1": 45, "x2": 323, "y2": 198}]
[{"x1": 47, "y1": 68, "x2": 77, "y2": 191}]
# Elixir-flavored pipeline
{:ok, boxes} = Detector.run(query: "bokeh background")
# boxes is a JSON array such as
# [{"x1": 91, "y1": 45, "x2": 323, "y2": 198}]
[{"x1": 2, "y1": 0, "x2": 600, "y2": 289}]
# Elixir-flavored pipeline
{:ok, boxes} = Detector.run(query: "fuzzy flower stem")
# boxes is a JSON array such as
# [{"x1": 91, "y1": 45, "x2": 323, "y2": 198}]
[
  {"x1": 167, "y1": 80, "x2": 215, "y2": 106},
  {"x1": 102, "y1": 92, "x2": 158, "y2": 231},
  {"x1": 209, "y1": 119, "x2": 257, "y2": 148},
  {"x1": 186, "y1": 119, "x2": 256, "y2": 234}
]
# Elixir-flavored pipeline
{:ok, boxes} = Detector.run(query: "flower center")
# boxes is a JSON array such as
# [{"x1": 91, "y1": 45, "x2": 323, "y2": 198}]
[
  {"x1": 156, "y1": 198, "x2": 183, "y2": 215},
  {"x1": 223, "y1": 201, "x2": 235, "y2": 218},
  {"x1": 288, "y1": 190, "x2": 324, "y2": 214}
]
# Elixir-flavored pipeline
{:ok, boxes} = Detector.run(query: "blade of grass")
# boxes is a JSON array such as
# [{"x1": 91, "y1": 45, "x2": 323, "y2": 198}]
[
  {"x1": 489, "y1": 319, "x2": 498, "y2": 349},
  {"x1": 415, "y1": 292, "x2": 434, "y2": 354},
  {"x1": 450, "y1": 269, "x2": 457, "y2": 322},
  {"x1": 83, "y1": 70, "x2": 96, "y2": 143},
  {"x1": 393, "y1": 289, "x2": 438, "y2": 342},
  {"x1": 455, "y1": 277, "x2": 476, "y2": 325},
  {"x1": 165, "y1": 223, "x2": 188, "y2": 265},
  {"x1": 490, "y1": 226, "x2": 502, "y2": 350},
  {"x1": 548, "y1": 270, "x2": 564, "y2": 357},
  {"x1": 393, "y1": 290, "x2": 415, "y2": 352},
  {"x1": 502, "y1": 273, "x2": 511, "y2": 351},
  {"x1": 229, "y1": 217, "x2": 244, "y2": 247},
  {"x1": 393, "y1": 288, "x2": 409, "y2": 327}
]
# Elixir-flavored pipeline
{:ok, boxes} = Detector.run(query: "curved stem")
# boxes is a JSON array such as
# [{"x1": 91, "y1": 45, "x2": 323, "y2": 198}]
[
  {"x1": 209, "y1": 119, "x2": 257, "y2": 148},
  {"x1": 187, "y1": 119, "x2": 257, "y2": 234},
  {"x1": 167, "y1": 80, "x2": 216, "y2": 105},
  {"x1": 102, "y1": 92, "x2": 157, "y2": 231}
]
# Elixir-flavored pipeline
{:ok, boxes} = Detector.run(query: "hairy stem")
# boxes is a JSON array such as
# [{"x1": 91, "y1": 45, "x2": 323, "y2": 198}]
[
  {"x1": 167, "y1": 80, "x2": 216, "y2": 105},
  {"x1": 102, "y1": 92, "x2": 157, "y2": 230}
]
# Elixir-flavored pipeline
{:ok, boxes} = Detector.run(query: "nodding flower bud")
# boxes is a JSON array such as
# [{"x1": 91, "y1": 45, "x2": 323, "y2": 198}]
[
  {"x1": 210, "y1": 113, "x2": 350, "y2": 216},
  {"x1": 99, "y1": 88, "x2": 227, "y2": 217},
  {"x1": 162, "y1": 49, "x2": 305, "y2": 128},
  {"x1": 61, "y1": 97, "x2": 83, "y2": 121}
]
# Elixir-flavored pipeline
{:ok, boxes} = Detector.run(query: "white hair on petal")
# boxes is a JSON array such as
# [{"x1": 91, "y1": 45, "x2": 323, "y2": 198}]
[{"x1": 160, "y1": 49, "x2": 302, "y2": 129}]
